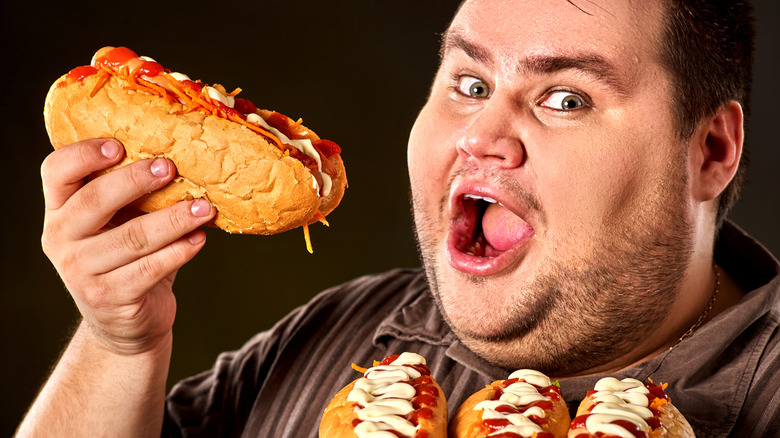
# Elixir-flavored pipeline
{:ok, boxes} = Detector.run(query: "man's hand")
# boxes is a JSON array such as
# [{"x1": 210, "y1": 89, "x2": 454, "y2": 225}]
[
  {"x1": 17, "y1": 138, "x2": 217, "y2": 437},
  {"x1": 40, "y1": 138, "x2": 216, "y2": 354}
]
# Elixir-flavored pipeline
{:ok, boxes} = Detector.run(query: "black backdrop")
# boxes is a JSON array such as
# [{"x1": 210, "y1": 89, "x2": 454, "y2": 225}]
[{"x1": 1, "y1": 1, "x2": 777, "y2": 434}]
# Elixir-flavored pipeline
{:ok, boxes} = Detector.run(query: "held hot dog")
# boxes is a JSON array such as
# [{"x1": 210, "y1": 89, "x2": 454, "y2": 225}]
[
  {"x1": 449, "y1": 369, "x2": 570, "y2": 438},
  {"x1": 44, "y1": 46, "x2": 347, "y2": 250},
  {"x1": 567, "y1": 377, "x2": 694, "y2": 438},
  {"x1": 319, "y1": 352, "x2": 447, "y2": 438}
]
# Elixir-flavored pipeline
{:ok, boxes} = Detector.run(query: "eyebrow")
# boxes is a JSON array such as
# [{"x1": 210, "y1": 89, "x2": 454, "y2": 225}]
[{"x1": 441, "y1": 29, "x2": 631, "y2": 96}]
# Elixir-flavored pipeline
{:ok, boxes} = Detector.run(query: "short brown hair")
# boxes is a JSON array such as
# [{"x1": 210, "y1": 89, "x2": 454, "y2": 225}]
[{"x1": 659, "y1": 0, "x2": 756, "y2": 227}]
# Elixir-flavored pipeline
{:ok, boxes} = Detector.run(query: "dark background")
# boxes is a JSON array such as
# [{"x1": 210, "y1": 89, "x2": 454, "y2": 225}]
[{"x1": 1, "y1": 1, "x2": 777, "y2": 435}]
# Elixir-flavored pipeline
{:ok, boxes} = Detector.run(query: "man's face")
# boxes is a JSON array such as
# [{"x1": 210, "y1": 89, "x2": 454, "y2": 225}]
[{"x1": 408, "y1": 0, "x2": 696, "y2": 373}]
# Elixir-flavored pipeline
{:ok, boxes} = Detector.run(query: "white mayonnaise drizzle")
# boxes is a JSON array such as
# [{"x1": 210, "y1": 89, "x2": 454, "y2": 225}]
[
  {"x1": 347, "y1": 352, "x2": 426, "y2": 438},
  {"x1": 473, "y1": 369, "x2": 553, "y2": 438},
  {"x1": 139, "y1": 53, "x2": 333, "y2": 198},
  {"x1": 582, "y1": 377, "x2": 653, "y2": 437},
  {"x1": 204, "y1": 85, "x2": 235, "y2": 108},
  {"x1": 245, "y1": 113, "x2": 332, "y2": 196}
]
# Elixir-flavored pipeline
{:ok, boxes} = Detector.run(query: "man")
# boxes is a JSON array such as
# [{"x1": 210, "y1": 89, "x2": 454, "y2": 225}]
[{"x1": 18, "y1": 0, "x2": 779, "y2": 437}]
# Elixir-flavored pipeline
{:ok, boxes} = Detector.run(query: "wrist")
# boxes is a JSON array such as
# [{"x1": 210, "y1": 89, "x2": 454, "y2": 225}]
[{"x1": 78, "y1": 318, "x2": 174, "y2": 358}]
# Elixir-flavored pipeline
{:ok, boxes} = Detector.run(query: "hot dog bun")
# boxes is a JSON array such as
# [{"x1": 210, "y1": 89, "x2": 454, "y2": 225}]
[
  {"x1": 567, "y1": 377, "x2": 694, "y2": 437},
  {"x1": 44, "y1": 47, "x2": 347, "y2": 236},
  {"x1": 449, "y1": 370, "x2": 570, "y2": 438},
  {"x1": 319, "y1": 352, "x2": 447, "y2": 438}
]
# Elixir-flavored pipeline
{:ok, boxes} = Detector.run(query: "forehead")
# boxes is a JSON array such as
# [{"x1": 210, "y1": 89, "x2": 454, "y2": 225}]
[{"x1": 448, "y1": 0, "x2": 666, "y2": 70}]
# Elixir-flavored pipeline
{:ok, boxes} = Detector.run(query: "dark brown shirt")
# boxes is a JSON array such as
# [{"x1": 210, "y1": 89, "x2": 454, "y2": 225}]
[{"x1": 163, "y1": 222, "x2": 780, "y2": 437}]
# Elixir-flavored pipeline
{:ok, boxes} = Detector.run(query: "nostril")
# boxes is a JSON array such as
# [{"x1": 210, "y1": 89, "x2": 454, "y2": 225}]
[{"x1": 457, "y1": 135, "x2": 525, "y2": 168}]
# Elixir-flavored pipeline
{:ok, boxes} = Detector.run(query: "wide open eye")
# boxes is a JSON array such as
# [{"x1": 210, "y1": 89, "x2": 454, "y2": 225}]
[
  {"x1": 457, "y1": 75, "x2": 491, "y2": 98},
  {"x1": 540, "y1": 90, "x2": 587, "y2": 110}
]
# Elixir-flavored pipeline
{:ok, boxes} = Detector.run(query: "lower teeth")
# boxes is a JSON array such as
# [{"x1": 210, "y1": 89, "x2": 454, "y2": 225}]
[{"x1": 466, "y1": 239, "x2": 485, "y2": 257}]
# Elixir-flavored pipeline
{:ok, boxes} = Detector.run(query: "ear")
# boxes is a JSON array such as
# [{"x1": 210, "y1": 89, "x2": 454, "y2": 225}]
[{"x1": 689, "y1": 100, "x2": 744, "y2": 202}]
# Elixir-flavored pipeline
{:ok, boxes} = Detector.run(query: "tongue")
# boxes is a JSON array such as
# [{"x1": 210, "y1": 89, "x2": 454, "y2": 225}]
[{"x1": 481, "y1": 203, "x2": 532, "y2": 251}]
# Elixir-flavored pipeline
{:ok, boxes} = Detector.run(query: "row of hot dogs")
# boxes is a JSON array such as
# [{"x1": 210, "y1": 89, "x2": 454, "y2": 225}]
[{"x1": 319, "y1": 352, "x2": 694, "y2": 438}]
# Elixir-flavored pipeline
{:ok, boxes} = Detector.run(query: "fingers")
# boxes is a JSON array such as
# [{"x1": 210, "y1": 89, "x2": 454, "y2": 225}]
[
  {"x1": 107, "y1": 227, "x2": 209, "y2": 306},
  {"x1": 90, "y1": 199, "x2": 214, "y2": 275},
  {"x1": 60, "y1": 157, "x2": 176, "y2": 239},
  {"x1": 39, "y1": 137, "x2": 216, "y2": 355},
  {"x1": 41, "y1": 138, "x2": 124, "y2": 211}
]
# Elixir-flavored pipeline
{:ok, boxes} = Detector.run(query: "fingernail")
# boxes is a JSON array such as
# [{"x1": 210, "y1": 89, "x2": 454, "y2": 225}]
[
  {"x1": 188, "y1": 230, "x2": 206, "y2": 245},
  {"x1": 150, "y1": 158, "x2": 169, "y2": 177},
  {"x1": 190, "y1": 199, "x2": 212, "y2": 217},
  {"x1": 101, "y1": 140, "x2": 121, "y2": 159}
]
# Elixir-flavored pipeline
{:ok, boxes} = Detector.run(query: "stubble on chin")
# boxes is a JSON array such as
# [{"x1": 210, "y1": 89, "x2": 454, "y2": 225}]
[{"x1": 410, "y1": 160, "x2": 694, "y2": 375}]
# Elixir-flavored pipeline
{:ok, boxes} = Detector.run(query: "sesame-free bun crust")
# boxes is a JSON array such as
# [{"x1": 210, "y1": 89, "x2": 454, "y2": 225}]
[
  {"x1": 44, "y1": 73, "x2": 347, "y2": 234},
  {"x1": 449, "y1": 381, "x2": 570, "y2": 438},
  {"x1": 567, "y1": 393, "x2": 695, "y2": 437},
  {"x1": 319, "y1": 377, "x2": 448, "y2": 438}
]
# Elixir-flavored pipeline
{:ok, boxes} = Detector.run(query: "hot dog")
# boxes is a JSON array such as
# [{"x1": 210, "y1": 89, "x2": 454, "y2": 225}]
[
  {"x1": 449, "y1": 369, "x2": 570, "y2": 438},
  {"x1": 44, "y1": 46, "x2": 347, "y2": 249},
  {"x1": 567, "y1": 377, "x2": 694, "y2": 437},
  {"x1": 319, "y1": 352, "x2": 447, "y2": 438}
]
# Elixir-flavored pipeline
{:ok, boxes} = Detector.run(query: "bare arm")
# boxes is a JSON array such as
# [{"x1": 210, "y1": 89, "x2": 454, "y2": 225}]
[{"x1": 17, "y1": 138, "x2": 215, "y2": 437}]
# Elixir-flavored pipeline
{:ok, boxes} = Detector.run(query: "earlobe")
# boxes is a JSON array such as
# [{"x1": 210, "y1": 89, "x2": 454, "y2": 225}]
[{"x1": 691, "y1": 100, "x2": 744, "y2": 202}]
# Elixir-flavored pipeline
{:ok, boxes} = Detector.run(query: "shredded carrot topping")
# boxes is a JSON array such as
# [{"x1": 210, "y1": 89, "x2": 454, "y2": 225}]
[
  {"x1": 93, "y1": 62, "x2": 284, "y2": 149},
  {"x1": 351, "y1": 363, "x2": 368, "y2": 374},
  {"x1": 89, "y1": 70, "x2": 111, "y2": 98},
  {"x1": 303, "y1": 224, "x2": 313, "y2": 254},
  {"x1": 314, "y1": 210, "x2": 329, "y2": 227},
  {"x1": 83, "y1": 51, "x2": 335, "y2": 252},
  {"x1": 650, "y1": 397, "x2": 668, "y2": 410}
]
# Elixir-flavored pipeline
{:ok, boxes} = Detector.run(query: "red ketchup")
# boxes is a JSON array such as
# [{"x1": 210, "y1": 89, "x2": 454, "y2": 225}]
[
  {"x1": 93, "y1": 46, "x2": 138, "y2": 70},
  {"x1": 571, "y1": 415, "x2": 649, "y2": 438},
  {"x1": 313, "y1": 139, "x2": 342, "y2": 157},
  {"x1": 479, "y1": 377, "x2": 557, "y2": 437},
  {"x1": 138, "y1": 60, "x2": 164, "y2": 77},
  {"x1": 59, "y1": 66, "x2": 98, "y2": 87},
  {"x1": 57, "y1": 46, "x2": 340, "y2": 174},
  {"x1": 234, "y1": 97, "x2": 258, "y2": 115},
  {"x1": 369, "y1": 354, "x2": 439, "y2": 438}
]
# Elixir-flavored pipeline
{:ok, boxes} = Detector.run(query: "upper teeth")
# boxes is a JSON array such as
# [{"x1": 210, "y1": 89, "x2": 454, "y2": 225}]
[{"x1": 464, "y1": 194, "x2": 498, "y2": 204}]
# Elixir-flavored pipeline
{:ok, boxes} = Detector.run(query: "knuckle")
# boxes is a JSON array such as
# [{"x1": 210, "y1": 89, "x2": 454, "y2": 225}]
[
  {"x1": 167, "y1": 241, "x2": 188, "y2": 266},
  {"x1": 138, "y1": 255, "x2": 162, "y2": 282},
  {"x1": 166, "y1": 204, "x2": 190, "y2": 231},
  {"x1": 58, "y1": 243, "x2": 88, "y2": 284},
  {"x1": 125, "y1": 159, "x2": 163, "y2": 194},
  {"x1": 121, "y1": 221, "x2": 150, "y2": 253},
  {"x1": 39, "y1": 155, "x2": 55, "y2": 186},
  {"x1": 124, "y1": 164, "x2": 149, "y2": 189},
  {"x1": 75, "y1": 182, "x2": 104, "y2": 212},
  {"x1": 81, "y1": 281, "x2": 111, "y2": 309},
  {"x1": 40, "y1": 222, "x2": 58, "y2": 257}
]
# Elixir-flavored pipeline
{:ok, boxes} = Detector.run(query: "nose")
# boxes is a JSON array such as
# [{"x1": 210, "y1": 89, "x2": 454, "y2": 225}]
[{"x1": 456, "y1": 101, "x2": 525, "y2": 168}]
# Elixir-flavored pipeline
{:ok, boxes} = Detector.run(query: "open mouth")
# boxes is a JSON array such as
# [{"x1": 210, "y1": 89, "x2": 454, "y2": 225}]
[
  {"x1": 455, "y1": 194, "x2": 500, "y2": 257},
  {"x1": 447, "y1": 191, "x2": 535, "y2": 274}
]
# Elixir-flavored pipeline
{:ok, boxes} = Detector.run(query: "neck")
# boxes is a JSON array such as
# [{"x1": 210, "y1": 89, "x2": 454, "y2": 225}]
[{"x1": 574, "y1": 258, "x2": 744, "y2": 377}]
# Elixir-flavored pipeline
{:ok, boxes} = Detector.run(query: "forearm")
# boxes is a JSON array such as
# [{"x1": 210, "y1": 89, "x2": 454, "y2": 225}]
[{"x1": 17, "y1": 321, "x2": 172, "y2": 437}]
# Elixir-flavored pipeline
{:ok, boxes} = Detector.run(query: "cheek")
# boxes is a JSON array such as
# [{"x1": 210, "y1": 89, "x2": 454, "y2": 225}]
[
  {"x1": 407, "y1": 103, "x2": 455, "y2": 201},
  {"x1": 536, "y1": 129, "x2": 655, "y2": 236}
]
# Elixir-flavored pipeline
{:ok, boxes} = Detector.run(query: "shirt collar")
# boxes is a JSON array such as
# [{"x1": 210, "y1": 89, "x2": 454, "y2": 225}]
[{"x1": 372, "y1": 270, "x2": 514, "y2": 379}]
